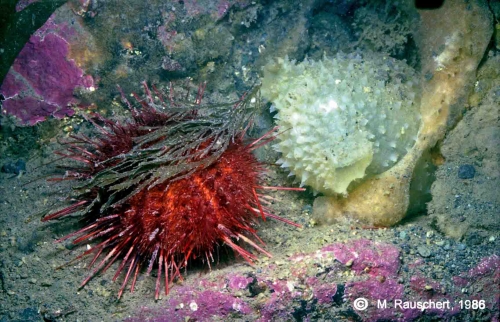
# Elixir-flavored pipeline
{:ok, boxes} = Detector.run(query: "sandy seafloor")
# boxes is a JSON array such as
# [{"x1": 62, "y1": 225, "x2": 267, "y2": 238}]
[{"x1": 1, "y1": 0, "x2": 499, "y2": 321}]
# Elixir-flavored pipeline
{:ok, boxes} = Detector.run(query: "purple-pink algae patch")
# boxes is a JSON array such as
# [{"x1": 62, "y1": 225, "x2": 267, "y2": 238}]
[
  {"x1": 313, "y1": 282, "x2": 338, "y2": 305},
  {"x1": 346, "y1": 278, "x2": 406, "y2": 321},
  {"x1": 0, "y1": 14, "x2": 94, "y2": 125},
  {"x1": 127, "y1": 286, "x2": 251, "y2": 322},
  {"x1": 323, "y1": 238, "x2": 401, "y2": 277},
  {"x1": 227, "y1": 274, "x2": 253, "y2": 290},
  {"x1": 127, "y1": 240, "x2": 499, "y2": 322}
]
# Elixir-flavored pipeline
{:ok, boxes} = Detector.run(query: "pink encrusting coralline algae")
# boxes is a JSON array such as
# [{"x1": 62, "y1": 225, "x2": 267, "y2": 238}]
[
  {"x1": 125, "y1": 239, "x2": 499, "y2": 321},
  {"x1": 0, "y1": 15, "x2": 94, "y2": 125}
]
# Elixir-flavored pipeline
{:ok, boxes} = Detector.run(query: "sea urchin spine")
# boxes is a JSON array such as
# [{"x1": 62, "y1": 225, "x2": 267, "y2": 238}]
[{"x1": 42, "y1": 83, "x2": 303, "y2": 299}]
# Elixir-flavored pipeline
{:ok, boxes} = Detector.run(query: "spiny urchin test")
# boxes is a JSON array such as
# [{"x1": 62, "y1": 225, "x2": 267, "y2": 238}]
[{"x1": 42, "y1": 82, "x2": 302, "y2": 299}]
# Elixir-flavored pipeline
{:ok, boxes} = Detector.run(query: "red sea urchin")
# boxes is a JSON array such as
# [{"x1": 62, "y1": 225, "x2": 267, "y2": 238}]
[{"x1": 42, "y1": 82, "x2": 302, "y2": 299}]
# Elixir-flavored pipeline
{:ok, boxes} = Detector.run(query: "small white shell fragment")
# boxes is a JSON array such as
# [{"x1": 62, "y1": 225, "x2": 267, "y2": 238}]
[{"x1": 189, "y1": 301, "x2": 198, "y2": 311}]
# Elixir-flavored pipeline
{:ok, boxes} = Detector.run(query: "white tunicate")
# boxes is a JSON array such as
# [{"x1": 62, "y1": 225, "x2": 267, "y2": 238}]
[{"x1": 261, "y1": 52, "x2": 421, "y2": 194}]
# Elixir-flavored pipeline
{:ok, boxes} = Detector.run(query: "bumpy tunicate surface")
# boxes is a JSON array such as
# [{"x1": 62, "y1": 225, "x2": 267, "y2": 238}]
[{"x1": 261, "y1": 53, "x2": 421, "y2": 194}]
